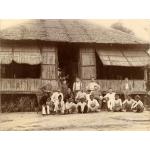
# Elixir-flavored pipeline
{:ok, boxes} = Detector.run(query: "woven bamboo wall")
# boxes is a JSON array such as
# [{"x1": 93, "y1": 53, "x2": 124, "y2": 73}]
[
  {"x1": 82, "y1": 80, "x2": 146, "y2": 94},
  {"x1": 80, "y1": 47, "x2": 96, "y2": 79}
]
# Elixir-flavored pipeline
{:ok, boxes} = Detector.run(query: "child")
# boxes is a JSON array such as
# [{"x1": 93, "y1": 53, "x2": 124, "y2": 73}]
[
  {"x1": 46, "y1": 98, "x2": 55, "y2": 115},
  {"x1": 112, "y1": 94, "x2": 122, "y2": 112},
  {"x1": 40, "y1": 93, "x2": 48, "y2": 116},
  {"x1": 123, "y1": 95, "x2": 135, "y2": 112},
  {"x1": 88, "y1": 94, "x2": 99, "y2": 112},
  {"x1": 77, "y1": 98, "x2": 88, "y2": 113},
  {"x1": 54, "y1": 95, "x2": 65, "y2": 114},
  {"x1": 104, "y1": 88, "x2": 116, "y2": 111},
  {"x1": 65, "y1": 98, "x2": 77, "y2": 114},
  {"x1": 131, "y1": 95, "x2": 144, "y2": 113}
]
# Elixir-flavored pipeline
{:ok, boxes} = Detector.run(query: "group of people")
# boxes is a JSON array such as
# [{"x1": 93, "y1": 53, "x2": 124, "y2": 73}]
[{"x1": 40, "y1": 77, "x2": 144, "y2": 115}]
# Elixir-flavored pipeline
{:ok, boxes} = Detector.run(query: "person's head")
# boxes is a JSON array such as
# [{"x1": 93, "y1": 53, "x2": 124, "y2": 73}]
[
  {"x1": 68, "y1": 98, "x2": 73, "y2": 103},
  {"x1": 80, "y1": 97, "x2": 85, "y2": 103},
  {"x1": 135, "y1": 95, "x2": 140, "y2": 102},
  {"x1": 58, "y1": 95, "x2": 62, "y2": 101},
  {"x1": 76, "y1": 77, "x2": 80, "y2": 82},
  {"x1": 125, "y1": 77, "x2": 129, "y2": 82},
  {"x1": 115, "y1": 94, "x2": 119, "y2": 100},
  {"x1": 127, "y1": 95, "x2": 132, "y2": 100},
  {"x1": 57, "y1": 88, "x2": 61, "y2": 93},
  {"x1": 90, "y1": 94, "x2": 94, "y2": 100},
  {"x1": 62, "y1": 80, "x2": 67, "y2": 84},
  {"x1": 91, "y1": 77, "x2": 95, "y2": 82},
  {"x1": 67, "y1": 88, "x2": 71, "y2": 94},
  {"x1": 108, "y1": 88, "x2": 113, "y2": 94}
]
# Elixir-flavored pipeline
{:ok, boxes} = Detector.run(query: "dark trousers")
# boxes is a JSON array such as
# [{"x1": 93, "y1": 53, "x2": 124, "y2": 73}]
[{"x1": 77, "y1": 105, "x2": 88, "y2": 113}]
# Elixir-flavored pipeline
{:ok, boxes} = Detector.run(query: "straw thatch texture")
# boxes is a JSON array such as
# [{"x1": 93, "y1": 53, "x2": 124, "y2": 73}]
[
  {"x1": 0, "y1": 19, "x2": 147, "y2": 44},
  {"x1": 96, "y1": 49, "x2": 150, "y2": 66}
]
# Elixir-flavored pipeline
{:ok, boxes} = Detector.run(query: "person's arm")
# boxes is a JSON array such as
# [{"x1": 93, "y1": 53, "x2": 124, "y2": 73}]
[
  {"x1": 73, "y1": 83, "x2": 75, "y2": 92},
  {"x1": 95, "y1": 100, "x2": 99, "y2": 107},
  {"x1": 131, "y1": 101, "x2": 137, "y2": 108},
  {"x1": 120, "y1": 99, "x2": 123, "y2": 106},
  {"x1": 122, "y1": 99, "x2": 127, "y2": 105}
]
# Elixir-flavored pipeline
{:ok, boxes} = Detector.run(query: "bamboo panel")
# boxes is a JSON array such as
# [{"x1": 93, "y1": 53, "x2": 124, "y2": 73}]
[
  {"x1": 81, "y1": 52, "x2": 95, "y2": 66},
  {"x1": 81, "y1": 66, "x2": 96, "y2": 79},
  {"x1": 41, "y1": 80, "x2": 58, "y2": 90},
  {"x1": 42, "y1": 51, "x2": 56, "y2": 64},
  {"x1": 83, "y1": 80, "x2": 146, "y2": 93},
  {"x1": 42, "y1": 46, "x2": 56, "y2": 52},
  {"x1": 41, "y1": 65, "x2": 56, "y2": 79},
  {"x1": 80, "y1": 47, "x2": 95, "y2": 53},
  {"x1": 0, "y1": 79, "x2": 41, "y2": 92},
  {"x1": 13, "y1": 51, "x2": 42, "y2": 65}
]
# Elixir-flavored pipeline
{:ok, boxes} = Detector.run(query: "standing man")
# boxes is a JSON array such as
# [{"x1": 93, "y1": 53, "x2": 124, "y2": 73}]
[
  {"x1": 73, "y1": 77, "x2": 83, "y2": 96},
  {"x1": 86, "y1": 77, "x2": 100, "y2": 92},
  {"x1": 123, "y1": 77, "x2": 132, "y2": 99},
  {"x1": 104, "y1": 88, "x2": 116, "y2": 111}
]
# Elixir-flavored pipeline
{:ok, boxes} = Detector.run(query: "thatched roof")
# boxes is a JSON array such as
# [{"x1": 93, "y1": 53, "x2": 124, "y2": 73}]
[{"x1": 0, "y1": 19, "x2": 148, "y2": 44}]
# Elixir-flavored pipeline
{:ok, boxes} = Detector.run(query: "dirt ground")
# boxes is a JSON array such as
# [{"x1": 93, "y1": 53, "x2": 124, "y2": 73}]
[{"x1": 0, "y1": 111, "x2": 150, "y2": 131}]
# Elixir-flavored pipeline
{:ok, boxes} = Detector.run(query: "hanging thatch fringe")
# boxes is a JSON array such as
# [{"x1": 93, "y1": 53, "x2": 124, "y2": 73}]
[{"x1": 13, "y1": 51, "x2": 42, "y2": 65}]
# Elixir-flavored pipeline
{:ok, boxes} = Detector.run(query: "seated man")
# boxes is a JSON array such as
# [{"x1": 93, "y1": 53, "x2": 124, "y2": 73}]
[
  {"x1": 131, "y1": 95, "x2": 144, "y2": 113},
  {"x1": 65, "y1": 98, "x2": 77, "y2": 114},
  {"x1": 75, "y1": 90, "x2": 87, "y2": 103},
  {"x1": 112, "y1": 94, "x2": 122, "y2": 112},
  {"x1": 123, "y1": 95, "x2": 135, "y2": 112},
  {"x1": 77, "y1": 98, "x2": 88, "y2": 113},
  {"x1": 54, "y1": 95, "x2": 65, "y2": 114},
  {"x1": 88, "y1": 94, "x2": 99, "y2": 112},
  {"x1": 51, "y1": 89, "x2": 64, "y2": 103},
  {"x1": 86, "y1": 77, "x2": 100, "y2": 92},
  {"x1": 46, "y1": 98, "x2": 55, "y2": 115},
  {"x1": 104, "y1": 88, "x2": 116, "y2": 111}
]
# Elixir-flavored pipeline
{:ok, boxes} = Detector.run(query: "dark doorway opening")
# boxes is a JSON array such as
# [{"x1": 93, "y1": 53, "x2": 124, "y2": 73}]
[{"x1": 58, "y1": 44, "x2": 79, "y2": 88}]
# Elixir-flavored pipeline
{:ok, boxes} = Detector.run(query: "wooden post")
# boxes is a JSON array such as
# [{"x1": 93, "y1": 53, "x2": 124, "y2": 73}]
[
  {"x1": 0, "y1": 64, "x2": 1, "y2": 113},
  {"x1": 144, "y1": 67, "x2": 148, "y2": 81}
]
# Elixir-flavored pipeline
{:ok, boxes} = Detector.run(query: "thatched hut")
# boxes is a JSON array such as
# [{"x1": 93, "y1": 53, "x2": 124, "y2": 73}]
[{"x1": 0, "y1": 19, "x2": 149, "y2": 112}]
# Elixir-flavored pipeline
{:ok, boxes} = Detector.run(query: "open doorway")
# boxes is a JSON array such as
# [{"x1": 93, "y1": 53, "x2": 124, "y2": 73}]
[{"x1": 58, "y1": 44, "x2": 79, "y2": 88}]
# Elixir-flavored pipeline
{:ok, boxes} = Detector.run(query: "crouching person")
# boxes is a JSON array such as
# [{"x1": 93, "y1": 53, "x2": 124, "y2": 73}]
[
  {"x1": 88, "y1": 94, "x2": 99, "y2": 113},
  {"x1": 112, "y1": 94, "x2": 122, "y2": 112},
  {"x1": 54, "y1": 95, "x2": 65, "y2": 114},
  {"x1": 77, "y1": 98, "x2": 88, "y2": 113},
  {"x1": 123, "y1": 95, "x2": 135, "y2": 112},
  {"x1": 65, "y1": 98, "x2": 77, "y2": 114},
  {"x1": 131, "y1": 95, "x2": 144, "y2": 113},
  {"x1": 46, "y1": 98, "x2": 55, "y2": 115}
]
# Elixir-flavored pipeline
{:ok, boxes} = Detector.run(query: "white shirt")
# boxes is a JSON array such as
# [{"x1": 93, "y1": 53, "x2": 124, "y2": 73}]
[
  {"x1": 132, "y1": 100, "x2": 144, "y2": 108},
  {"x1": 113, "y1": 99, "x2": 122, "y2": 107},
  {"x1": 88, "y1": 99, "x2": 99, "y2": 107},
  {"x1": 105, "y1": 92, "x2": 116, "y2": 101},
  {"x1": 51, "y1": 92, "x2": 64, "y2": 103},
  {"x1": 75, "y1": 91, "x2": 86, "y2": 100},
  {"x1": 86, "y1": 82, "x2": 100, "y2": 91},
  {"x1": 123, "y1": 99, "x2": 135, "y2": 105},
  {"x1": 73, "y1": 82, "x2": 82, "y2": 91}
]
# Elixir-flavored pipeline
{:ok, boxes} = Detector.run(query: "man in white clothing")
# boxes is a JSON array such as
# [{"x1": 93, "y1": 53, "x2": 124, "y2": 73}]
[
  {"x1": 86, "y1": 77, "x2": 100, "y2": 91},
  {"x1": 51, "y1": 89, "x2": 64, "y2": 103},
  {"x1": 88, "y1": 94, "x2": 99, "y2": 112},
  {"x1": 54, "y1": 95, "x2": 65, "y2": 114},
  {"x1": 73, "y1": 77, "x2": 82, "y2": 95},
  {"x1": 104, "y1": 88, "x2": 116, "y2": 111}
]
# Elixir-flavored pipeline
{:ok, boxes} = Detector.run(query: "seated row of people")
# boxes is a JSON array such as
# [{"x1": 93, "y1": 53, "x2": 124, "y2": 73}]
[{"x1": 40, "y1": 86, "x2": 144, "y2": 115}]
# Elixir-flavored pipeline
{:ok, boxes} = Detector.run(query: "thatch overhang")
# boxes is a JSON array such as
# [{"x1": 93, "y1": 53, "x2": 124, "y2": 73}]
[{"x1": 0, "y1": 19, "x2": 149, "y2": 66}]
